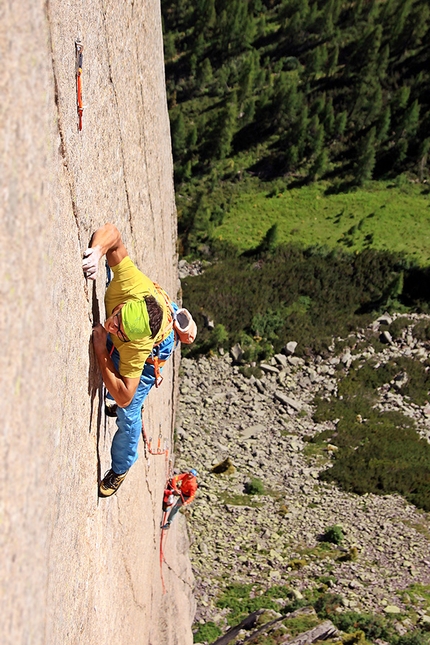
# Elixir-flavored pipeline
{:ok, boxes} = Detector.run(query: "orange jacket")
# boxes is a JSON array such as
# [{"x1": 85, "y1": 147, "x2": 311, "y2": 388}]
[{"x1": 171, "y1": 473, "x2": 198, "y2": 503}]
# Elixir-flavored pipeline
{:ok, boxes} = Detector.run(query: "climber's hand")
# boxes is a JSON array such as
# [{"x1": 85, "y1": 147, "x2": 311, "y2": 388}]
[
  {"x1": 82, "y1": 246, "x2": 102, "y2": 280},
  {"x1": 92, "y1": 323, "x2": 108, "y2": 353}
]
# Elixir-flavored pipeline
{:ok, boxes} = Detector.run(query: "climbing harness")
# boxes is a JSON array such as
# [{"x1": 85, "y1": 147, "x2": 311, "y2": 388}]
[
  {"x1": 75, "y1": 40, "x2": 84, "y2": 131},
  {"x1": 146, "y1": 345, "x2": 167, "y2": 389}
]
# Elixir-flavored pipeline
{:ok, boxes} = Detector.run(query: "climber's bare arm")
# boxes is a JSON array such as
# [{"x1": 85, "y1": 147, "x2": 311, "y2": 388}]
[
  {"x1": 92, "y1": 324, "x2": 139, "y2": 407},
  {"x1": 82, "y1": 223, "x2": 128, "y2": 280}
]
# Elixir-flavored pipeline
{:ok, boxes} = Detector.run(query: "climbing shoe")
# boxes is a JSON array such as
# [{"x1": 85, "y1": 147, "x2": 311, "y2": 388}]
[
  {"x1": 161, "y1": 522, "x2": 171, "y2": 530},
  {"x1": 105, "y1": 399, "x2": 118, "y2": 418},
  {"x1": 99, "y1": 469, "x2": 128, "y2": 497}
]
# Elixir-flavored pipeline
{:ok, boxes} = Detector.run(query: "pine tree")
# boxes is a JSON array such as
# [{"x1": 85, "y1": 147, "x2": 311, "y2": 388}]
[
  {"x1": 187, "y1": 125, "x2": 198, "y2": 150},
  {"x1": 308, "y1": 115, "x2": 325, "y2": 157},
  {"x1": 259, "y1": 224, "x2": 278, "y2": 255},
  {"x1": 418, "y1": 137, "x2": 430, "y2": 182},
  {"x1": 376, "y1": 106, "x2": 391, "y2": 142},
  {"x1": 196, "y1": 0, "x2": 216, "y2": 33},
  {"x1": 366, "y1": 84, "x2": 383, "y2": 125},
  {"x1": 306, "y1": 46, "x2": 323, "y2": 78},
  {"x1": 377, "y1": 44, "x2": 390, "y2": 81},
  {"x1": 355, "y1": 127, "x2": 377, "y2": 185},
  {"x1": 171, "y1": 110, "x2": 187, "y2": 158},
  {"x1": 323, "y1": 98, "x2": 335, "y2": 136},
  {"x1": 392, "y1": 0, "x2": 414, "y2": 40},
  {"x1": 399, "y1": 99, "x2": 420, "y2": 138},
  {"x1": 327, "y1": 43, "x2": 339, "y2": 77},
  {"x1": 216, "y1": 93, "x2": 238, "y2": 159},
  {"x1": 296, "y1": 104, "x2": 309, "y2": 158},
  {"x1": 334, "y1": 111, "x2": 347, "y2": 139},
  {"x1": 238, "y1": 52, "x2": 258, "y2": 105},
  {"x1": 311, "y1": 148, "x2": 329, "y2": 182},
  {"x1": 193, "y1": 32, "x2": 206, "y2": 60},
  {"x1": 163, "y1": 32, "x2": 176, "y2": 61},
  {"x1": 197, "y1": 58, "x2": 213, "y2": 89}
]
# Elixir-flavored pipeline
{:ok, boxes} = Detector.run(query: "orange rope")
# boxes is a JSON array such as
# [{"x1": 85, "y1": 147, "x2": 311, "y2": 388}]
[{"x1": 140, "y1": 415, "x2": 173, "y2": 594}]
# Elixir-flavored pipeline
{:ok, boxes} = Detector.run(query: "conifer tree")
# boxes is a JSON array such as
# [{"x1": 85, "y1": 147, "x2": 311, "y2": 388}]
[
  {"x1": 334, "y1": 111, "x2": 347, "y2": 139},
  {"x1": 171, "y1": 110, "x2": 187, "y2": 158},
  {"x1": 196, "y1": 0, "x2": 216, "y2": 33},
  {"x1": 198, "y1": 58, "x2": 213, "y2": 89},
  {"x1": 327, "y1": 43, "x2": 339, "y2": 77},
  {"x1": 273, "y1": 72, "x2": 300, "y2": 132},
  {"x1": 418, "y1": 137, "x2": 430, "y2": 182},
  {"x1": 311, "y1": 148, "x2": 329, "y2": 182},
  {"x1": 216, "y1": 93, "x2": 238, "y2": 159},
  {"x1": 399, "y1": 99, "x2": 420, "y2": 138},
  {"x1": 193, "y1": 32, "x2": 206, "y2": 60},
  {"x1": 355, "y1": 127, "x2": 377, "y2": 185},
  {"x1": 296, "y1": 104, "x2": 309, "y2": 158},
  {"x1": 366, "y1": 84, "x2": 383, "y2": 125},
  {"x1": 259, "y1": 224, "x2": 278, "y2": 255},
  {"x1": 306, "y1": 115, "x2": 325, "y2": 162},
  {"x1": 163, "y1": 32, "x2": 176, "y2": 61},
  {"x1": 377, "y1": 44, "x2": 390, "y2": 81},
  {"x1": 323, "y1": 98, "x2": 335, "y2": 136},
  {"x1": 376, "y1": 106, "x2": 391, "y2": 142},
  {"x1": 392, "y1": 0, "x2": 414, "y2": 40}
]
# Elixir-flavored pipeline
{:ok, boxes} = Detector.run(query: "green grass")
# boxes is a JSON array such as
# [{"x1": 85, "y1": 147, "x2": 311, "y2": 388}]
[{"x1": 211, "y1": 180, "x2": 430, "y2": 265}]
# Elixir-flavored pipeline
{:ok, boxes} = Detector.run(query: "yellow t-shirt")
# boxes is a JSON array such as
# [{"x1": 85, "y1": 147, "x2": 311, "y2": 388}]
[{"x1": 105, "y1": 256, "x2": 170, "y2": 378}]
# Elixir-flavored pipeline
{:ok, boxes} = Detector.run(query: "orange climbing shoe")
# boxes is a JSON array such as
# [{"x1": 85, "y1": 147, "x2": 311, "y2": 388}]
[{"x1": 99, "y1": 469, "x2": 128, "y2": 497}]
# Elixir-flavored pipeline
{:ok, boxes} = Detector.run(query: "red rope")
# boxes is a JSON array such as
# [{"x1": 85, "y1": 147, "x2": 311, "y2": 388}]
[{"x1": 140, "y1": 415, "x2": 173, "y2": 594}]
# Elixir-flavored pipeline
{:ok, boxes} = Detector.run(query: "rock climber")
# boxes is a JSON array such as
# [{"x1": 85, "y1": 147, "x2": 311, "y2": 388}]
[
  {"x1": 82, "y1": 223, "x2": 185, "y2": 497},
  {"x1": 161, "y1": 469, "x2": 198, "y2": 530}
]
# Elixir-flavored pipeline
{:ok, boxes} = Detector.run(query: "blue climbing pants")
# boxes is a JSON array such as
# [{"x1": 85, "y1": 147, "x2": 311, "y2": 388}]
[
  {"x1": 167, "y1": 496, "x2": 190, "y2": 524},
  {"x1": 107, "y1": 326, "x2": 176, "y2": 475}
]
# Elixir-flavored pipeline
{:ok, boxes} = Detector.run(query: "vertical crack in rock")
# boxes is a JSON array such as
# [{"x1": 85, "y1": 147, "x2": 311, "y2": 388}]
[
  {"x1": 100, "y1": 0, "x2": 135, "y2": 250},
  {"x1": 44, "y1": 0, "x2": 87, "y2": 290},
  {"x1": 138, "y1": 83, "x2": 157, "y2": 236}
]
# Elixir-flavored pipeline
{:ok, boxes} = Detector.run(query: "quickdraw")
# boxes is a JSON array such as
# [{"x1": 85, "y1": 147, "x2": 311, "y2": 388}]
[
  {"x1": 146, "y1": 345, "x2": 167, "y2": 388},
  {"x1": 75, "y1": 40, "x2": 84, "y2": 131}
]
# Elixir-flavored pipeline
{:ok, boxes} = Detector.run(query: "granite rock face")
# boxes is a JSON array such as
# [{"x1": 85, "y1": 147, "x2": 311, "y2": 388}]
[{"x1": 1, "y1": 2, "x2": 193, "y2": 644}]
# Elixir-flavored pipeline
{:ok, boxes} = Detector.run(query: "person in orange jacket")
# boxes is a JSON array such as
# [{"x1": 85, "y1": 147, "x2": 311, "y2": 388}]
[{"x1": 161, "y1": 469, "x2": 198, "y2": 530}]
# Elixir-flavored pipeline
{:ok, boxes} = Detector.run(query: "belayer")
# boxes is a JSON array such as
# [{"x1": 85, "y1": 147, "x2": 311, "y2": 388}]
[
  {"x1": 161, "y1": 469, "x2": 198, "y2": 530},
  {"x1": 82, "y1": 224, "x2": 196, "y2": 497}
]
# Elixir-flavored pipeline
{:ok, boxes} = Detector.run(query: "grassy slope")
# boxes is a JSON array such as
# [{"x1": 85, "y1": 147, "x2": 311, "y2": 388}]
[{"x1": 211, "y1": 179, "x2": 430, "y2": 264}]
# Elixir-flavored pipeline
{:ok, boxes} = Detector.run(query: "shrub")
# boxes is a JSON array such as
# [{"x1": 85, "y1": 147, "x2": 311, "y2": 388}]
[
  {"x1": 245, "y1": 477, "x2": 265, "y2": 495},
  {"x1": 193, "y1": 621, "x2": 222, "y2": 643},
  {"x1": 395, "y1": 630, "x2": 430, "y2": 645},
  {"x1": 389, "y1": 316, "x2": 413, "y2": 340},
  {"x1": 239, "y1": 365, "x2": 263, "y2": 379},
  {"x1": 216, "y1": 583, "x2": 293, "y2": 626},
  {"x1": 321, "y1": 525, "x2": 344, "y2": 545},
  {"x1": 313, "y1": 362, "x2": 430, "y2": 512},
  {"x1": 314, "y1": 592, "x2": 343, "y2": 617},
  {"x1": 413, "y1": 320, "x2": 430, "y2": 342},
  {"x1": 181, "y1": 244, "x2": 414, "y2": 359},
  {"x1": 333, "y1": 611, "x2": 392, "y2": 641}
]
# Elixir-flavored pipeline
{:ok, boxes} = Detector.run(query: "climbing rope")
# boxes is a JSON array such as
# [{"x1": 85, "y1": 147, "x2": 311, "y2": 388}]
[{"x1": 140, "y1": 414, "x2": 172, "y2": 594}]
